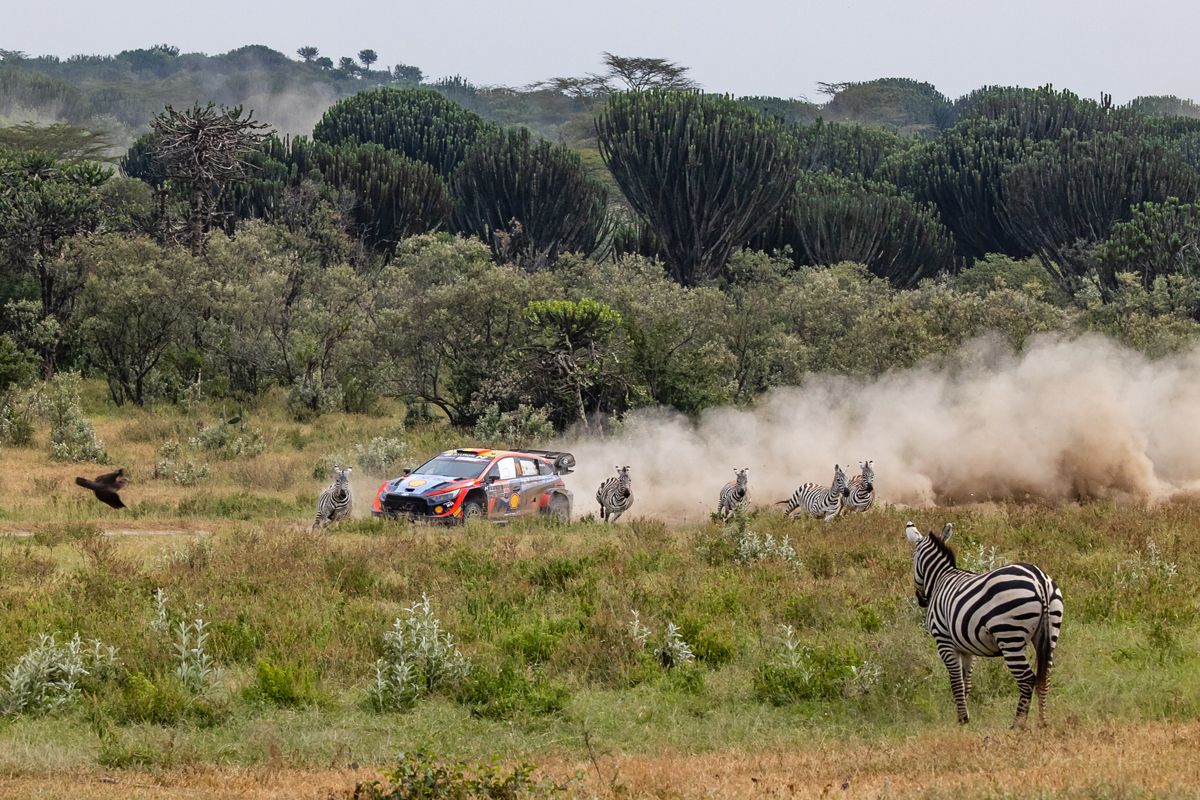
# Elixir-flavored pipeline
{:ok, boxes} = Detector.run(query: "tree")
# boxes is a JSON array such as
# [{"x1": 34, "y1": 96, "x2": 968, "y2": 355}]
[
  {"x1": 0, "y1": 122, "x2": 114, "y2": 163},
  {"x1": 997, "y1": 132, "x2": 1200, "y2": 294},
  {"x1": 450, "y1": 127, "x2": 609, "y2": 266},
  {"x1": 75, "y1": 236, "x2": 203, "y2": 405},
  {"x1": 296, "y1": 46, "x2": 319, "y2": 63},
  {"x1": 313, "y1": 87, "x2": 492, "y2": 176},
  {"x1": 391, "y1": 63, "x2": 423, "y2": 83},
  {"x1": 148, "y1": 103, "x2": 269, "y2": 254},
  {"x1": 358, "y1": 49, "x2": 378, "y2": 72},
  {"x1": 0, "y1": 148, "x2": 111, "y2": 374},
  {"x1": 601, "y1": 52, "x2": 696, "y2": 92},
  {"x1": 754, "y1": 172, "x2": 956, "y2": 287},
  {"x1": 337, "y1": 57, "x2": 359, "y2": 76},
  {"x1": 820, "y1": 78, "x2": 954, "y2": 134},
  {"x1": 596, "y1": 90, "x2": 800, "y2": 285},
  {"x1": 794, "y1": 119, "x2": 908, "y2": 178},
  {"x1": 315, "y1": 56, "x2": 334, "y2": 70},
  {"x1": 1093, "y1": 198, "x2": 1200, "y2": 291}
]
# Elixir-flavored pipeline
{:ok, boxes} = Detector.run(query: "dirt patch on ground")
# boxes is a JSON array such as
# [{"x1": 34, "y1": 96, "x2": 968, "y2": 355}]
[{"x1": 3, "y1": 720, "x2": 1198, "y2": 799}]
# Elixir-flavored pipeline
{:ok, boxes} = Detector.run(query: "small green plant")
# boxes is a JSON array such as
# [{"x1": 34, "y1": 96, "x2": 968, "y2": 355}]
[
  {"x1": 1117, "y1": 539, "x2": 1178, "y2": 590},
  {"x1": 242, "y1": 659, "x2": 317, "y2": 707},
  {"x1": 39, "y1": 372, "x2": 107, "y2": 462},
  {"x1": 960, "y1": 541, "x2": 1011, "y2": 573},
  {"x1": 370, "y1": 594, "x2": 471, "y2": 712},
  {"x1": 153, "y1": 439, "x2": 211, "y2": 485},
  {"x1": 104, "y1": 672, "x2": 226, "y2": 727},
  {"x1": 0, "y1": 633, "x2": 117, "y2": 715},
  {"x1": 354, "y1": 747, "x2": 560, "y2": 800},
  {"x1": 628, "y1": 610, "x2": 695, "y2": 669},
  {"x1": 753, "y1": 625, "x2": 862, "y2": 705},
  {"x1": 454, "y1": 660, "x2": 570, "y2": 720},
  {"x1": 174, "y1": 606, "x2": 218, "y2": 693}
]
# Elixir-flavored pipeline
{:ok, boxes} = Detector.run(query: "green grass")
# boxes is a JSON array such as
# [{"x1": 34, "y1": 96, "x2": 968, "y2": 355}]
[{"x1": 0, "y1": 387, "x2": 1198, "y2": 782}]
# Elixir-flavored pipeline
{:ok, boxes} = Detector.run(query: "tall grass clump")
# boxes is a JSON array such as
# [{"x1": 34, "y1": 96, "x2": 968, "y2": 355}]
[
  {"x1": 753, "y1": 625, "x2": 869, "y2": 704},
  {"x1": 39, "y1": 372, "x2": 107, "y2": 462},
  {"x1": 0, "y1": 633, "x2": 117, "y2": 715},
  {"x1": 370, "y1": 594, "x2": 471, "y2": 711}
]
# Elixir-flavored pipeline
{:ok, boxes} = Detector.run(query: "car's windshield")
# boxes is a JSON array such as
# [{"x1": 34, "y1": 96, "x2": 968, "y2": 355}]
[{"x1": 412, "y1": 456, "x2": 489, "y2": 479}]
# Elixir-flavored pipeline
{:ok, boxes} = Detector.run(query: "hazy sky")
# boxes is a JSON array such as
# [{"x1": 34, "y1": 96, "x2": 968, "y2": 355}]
[{"x1": 5, "y1": 0, "x2": 1198, "y2": 102}]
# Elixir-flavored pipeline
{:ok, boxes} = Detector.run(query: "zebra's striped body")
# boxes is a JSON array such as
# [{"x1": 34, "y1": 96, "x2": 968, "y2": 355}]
[
  {"x1": 596, "y1": 466, "x2": 633, "y2": 523},
  {"x1": 905, "y1": 522, "x2": 1064, "y2": 728},
  {"x1": 779, "y1": 464, "x2": 849, "y2": 521},
  {"x1": 846, "y1": 460, "x2": 875, "y2": 512},
  {"x1": 313, "y1": 466, "x2": 353, "y2": 530},
  {"x1": 717, "y1": 468, "x2": 750, "y2": 519}
]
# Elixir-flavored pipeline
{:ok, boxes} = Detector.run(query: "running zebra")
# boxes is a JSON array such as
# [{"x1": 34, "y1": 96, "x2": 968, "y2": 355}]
[
  {"x1": 846, "y1": 460, "x2": 875, "y2": 513},
  {"x1": 596, "y1": 466, "x2": 633, "y2": 523},
  {"x1": 905, "y1": 521, "x2": 1064, "y2": 728},
  {"x1": 313, "y1": 466, "x2": 353, "y2": 530},
  {"x1": 777, "y1": 464, "x2": 849, "y2": 521},
  {"x1": 716, "y1": 468, "x2": 750, "y2": 519}
]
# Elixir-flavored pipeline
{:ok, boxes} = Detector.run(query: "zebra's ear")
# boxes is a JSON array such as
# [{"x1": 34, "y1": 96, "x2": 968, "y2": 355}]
[
  {"x1": 904, "y1": 521, "x2": 923, "y2": 545},
  {"x1": 941, "y1": 522, "x2": 954, "y2": 541}
]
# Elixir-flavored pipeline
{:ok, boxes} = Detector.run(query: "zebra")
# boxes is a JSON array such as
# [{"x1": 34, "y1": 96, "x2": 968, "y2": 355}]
[
  {"x1": 905, "y1": 521, "x2": 1064, "y2": 728},
  {"x1": 596, "y1": 466, "x2": 633, "y2": 523},
  {"x1": 716, "y1": 468, "x2": 750, "y2": 519},
  {"x1": 846, "y1": 460, "x2": 875, "y2": 513},
  {"x1": 777, "y1": 464, "x2": 849, "y2": 521},
  {"x1": 313, "y1": 466, "x2": 353, "y2": 530}
]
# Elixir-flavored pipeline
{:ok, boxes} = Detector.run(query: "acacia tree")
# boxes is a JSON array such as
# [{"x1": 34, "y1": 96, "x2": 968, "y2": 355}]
[
  {"x1": 601, "y1": 53, "x2": 696, "y2": 92},
  {"x1": 597, "y1": 90, "x2": 800, "y2": 285},
  {"x1": 358, "y1": 49, "x2": 378, "y2": 72},
  {"x1": 149, "y1": 103, "x2": 268, "y2": 254},
  {"x1": 296, "y1": 46, "x2": 319, "y2": 63}
]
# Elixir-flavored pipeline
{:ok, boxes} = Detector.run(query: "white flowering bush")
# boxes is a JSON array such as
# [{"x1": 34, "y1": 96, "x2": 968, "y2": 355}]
[
  {"x1": 0, "y1": 633, "x2": 117, "y2": 715},
  {"x1": 370, "y1": 594, "x2": 471, "y2": 712}
]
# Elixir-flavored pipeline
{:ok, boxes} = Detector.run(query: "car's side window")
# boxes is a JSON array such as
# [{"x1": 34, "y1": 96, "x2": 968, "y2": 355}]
[
  {"x1": 518, "y1": 459, "x2": 538, "y2": 477},
  {"x1": 496, "y1": 458, "x2": 517, "y2": 480},
  {"x1": 537, "y1": 462, "x2": 553, "y2": 476}
]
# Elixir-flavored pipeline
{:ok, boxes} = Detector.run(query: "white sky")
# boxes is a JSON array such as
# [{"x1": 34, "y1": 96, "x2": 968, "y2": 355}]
[{"x1": 3, "y1": 0, "x2": 1197, "y2": 103}]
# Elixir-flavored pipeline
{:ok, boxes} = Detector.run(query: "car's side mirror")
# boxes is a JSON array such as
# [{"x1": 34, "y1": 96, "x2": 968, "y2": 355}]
[
  {"x1": 484, "y1": 475, "x2": 497, "y2": 485},
  {"x1": 402, "y1": 468, "x2": 412, "y2": 476}
]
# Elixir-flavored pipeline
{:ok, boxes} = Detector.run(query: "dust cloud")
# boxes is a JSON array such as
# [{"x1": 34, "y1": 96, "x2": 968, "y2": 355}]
[{"x1": 557, "y1": 335, "x2": 1200, "y2": 519}]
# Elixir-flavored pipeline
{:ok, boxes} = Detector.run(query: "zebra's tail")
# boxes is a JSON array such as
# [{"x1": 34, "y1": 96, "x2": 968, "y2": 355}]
[{"x1": 1033, "y1": 593, "x2": 1053, "y2": 693}]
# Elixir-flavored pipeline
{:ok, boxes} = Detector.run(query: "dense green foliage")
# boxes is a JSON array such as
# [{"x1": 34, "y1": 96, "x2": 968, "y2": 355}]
[
  {"x1": 450, "y1": 128, "x2": 609, "y2": 265},
  {"x1": 597, "y1": 91, "x2": 799, "y2": 285},
  {"x1": 313, "y1": 87, "x2": 493, "y2": 176}
]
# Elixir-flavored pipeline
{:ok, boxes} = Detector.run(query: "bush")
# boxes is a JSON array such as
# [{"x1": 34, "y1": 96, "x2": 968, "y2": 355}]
[
  {"x1": 752, "y1": 626, "x2": 862, "y2": 704},
  {"x1": 454, "y1": 661, "x2": 570, "y2": 720},
  {"x1": 355, "y1": 429, "x2": 409, "y2": 475},
  {"x1": 153, "y1": 439, "x2": 211, "y2": 485},
  {"x1": 242, "y1": 659, "x2": 318, "y2": 707},
  {"x1": 472, "y1": 403, "x2": 553, "y2": 448},
  {"x1": 370, "y1": 594, "x2": 471, "y2": 712},
  {"x1": 105, "y1": 671, "x2": 226, "y2": 726},
  {"x1": 39, "y1": 373, "x2": 107, "y2": 462},
  {"x1": 354, "y1": 747, "x2": 555, "y2": 800},
  {"x1": 194, "y1": 418, "x2": 265, "y2": 459},
  {"x1": 0, "y1": 633, "x2": 117, "y2": 715}
]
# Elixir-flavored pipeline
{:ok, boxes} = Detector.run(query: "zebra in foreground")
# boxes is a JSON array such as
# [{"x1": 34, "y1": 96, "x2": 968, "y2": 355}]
[
  {"x1": 596, "y1": 466, "x2": 633, "y2": 523},
  {"x1": 905, "y1": 521, "x2": 1063, "y2": 728},
  {"x1": 846, "y1": 460, "x2": 875, "y2": 513},
  {"x1": 716, "y1": 468, "x2": 750, "y2": 519},
  {"x1": 313, "y1": 466, "x2": 353, "y2": 530},
  {"x1": 777, "y1": 464, "x2": 849, "y2": 521}
]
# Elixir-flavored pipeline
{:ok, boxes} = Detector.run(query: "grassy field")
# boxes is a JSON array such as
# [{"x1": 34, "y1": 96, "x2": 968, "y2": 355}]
[{"x1": 1, "y1": 388, "x2": 1198, "y2": 798}]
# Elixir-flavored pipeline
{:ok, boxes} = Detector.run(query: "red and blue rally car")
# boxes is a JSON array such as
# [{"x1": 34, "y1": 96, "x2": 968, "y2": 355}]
[{"x1": 372, "y1": 448, "x2": 575, "y2": 523}]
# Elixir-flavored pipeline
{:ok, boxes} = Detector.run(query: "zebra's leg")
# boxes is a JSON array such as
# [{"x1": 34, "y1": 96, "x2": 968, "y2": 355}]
[
  {"x1": 1036, "y1": 659, "x2": 1052, "y2": 727},
  {"x1": 998, "y1": 641, "x2": 1036, "y2": 729},
  {"x1": 936, "y1": 640, "x2": 970, "y2": 724},
  {"x1": 961, "y1": 653, "x2": 976, "y2": 698}
]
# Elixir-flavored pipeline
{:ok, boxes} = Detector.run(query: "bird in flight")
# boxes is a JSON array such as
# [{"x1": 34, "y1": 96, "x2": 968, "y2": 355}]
[{"x1": 75, "y1": 468, "x2": 130, "y2": 510}]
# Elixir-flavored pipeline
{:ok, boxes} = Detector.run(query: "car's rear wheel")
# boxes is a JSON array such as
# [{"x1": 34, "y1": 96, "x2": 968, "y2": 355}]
[
  {"x1": 548, "y1": 495, "x2": 570, "y2": 523},
  {"x1": 461, "y1": 498, "x2": 485, "y2": 522}
]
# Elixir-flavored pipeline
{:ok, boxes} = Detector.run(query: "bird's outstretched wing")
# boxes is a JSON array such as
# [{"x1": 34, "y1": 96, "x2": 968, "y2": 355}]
[
  {"x1": 75, "y1": 475, "x2": 126, "y2": 509},
  {"x1": 93, "y1": 468, "x2": 125, "y2": 486}
]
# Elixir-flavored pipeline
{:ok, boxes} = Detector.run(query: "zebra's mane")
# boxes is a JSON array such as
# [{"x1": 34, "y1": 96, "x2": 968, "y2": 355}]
[{"x1": 928, "y1": 531, "x2": 957, "y2": 569}]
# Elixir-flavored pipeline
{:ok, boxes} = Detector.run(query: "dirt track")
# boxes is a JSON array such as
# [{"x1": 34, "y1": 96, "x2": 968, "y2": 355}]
[{"x1": 3, "y1": 720, "x2": 1197, "y2": 799}]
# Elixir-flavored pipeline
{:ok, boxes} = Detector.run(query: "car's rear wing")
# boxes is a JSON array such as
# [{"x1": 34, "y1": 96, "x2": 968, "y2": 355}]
[{"x1": 519, "y1": 449, "x2": 576, "y2": 474}]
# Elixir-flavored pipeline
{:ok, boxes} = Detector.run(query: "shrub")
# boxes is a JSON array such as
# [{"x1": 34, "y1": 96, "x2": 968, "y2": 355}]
[
  {"x1": 454, "y1": 661, "x2": 570, "y2": 720},
  {"x1": 173, "y1": 608, "x2": 218, "y2": 693},
  {"x1": 0, "y1": 633, "x2": 117, "y2": 715},
  {"x1": 194, "y1": 418, "x2": 265, "y2": 459},
  {"x1": 153, "y1": 439, "x2": 211, "y2": 485},
  {"x1": 105, "y1": 672, "x2": 226, "y2": 726},
  {"x1": 355, "y1": 429, "x2": 409, "y2": 475},
  {"x1": 472, "y1": 403, "x2": 553, "y2": 448},
  {"x1": 753, "y1": 626, "x2": 861, "y2": 704},
  {"x1": 370, "y1": 594, "x2": 471, "y2": 712},
  {"x1": 242, "y1": 659, "x2": 317, "y2": 707},
  {"x1": 628, "y1": 611, "x2": 695, "y2": 669},
  {"x1": 354, "y1": 748, "x2": 556, "y2": 800},
  {"x1": 39, "y1": 372, "x2": 107, "y2": 462}
]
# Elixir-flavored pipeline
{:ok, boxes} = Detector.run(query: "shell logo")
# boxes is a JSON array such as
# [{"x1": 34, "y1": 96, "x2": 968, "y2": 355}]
[
  {"x1": 408, "y1": 479, "x2": 427, "y2": 487},
  {"x1": 509, "y1": 495, "x2": 520, "y2": 509}
]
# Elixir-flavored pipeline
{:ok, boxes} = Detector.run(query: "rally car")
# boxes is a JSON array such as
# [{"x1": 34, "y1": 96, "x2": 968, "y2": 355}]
[{"x1": 371, "y1": 448, "x2": 575, "y2": 523}]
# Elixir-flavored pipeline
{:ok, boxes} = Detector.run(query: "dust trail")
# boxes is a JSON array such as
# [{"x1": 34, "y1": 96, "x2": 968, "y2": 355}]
[{"x1": 557, "y1": 335, "x2": 1200, "y2": 519}]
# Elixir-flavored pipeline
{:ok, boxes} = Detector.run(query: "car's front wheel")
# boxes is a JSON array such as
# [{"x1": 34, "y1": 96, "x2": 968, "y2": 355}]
[{"x1": 461, "y1": 497, "x2": 485, "y2": 522}]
